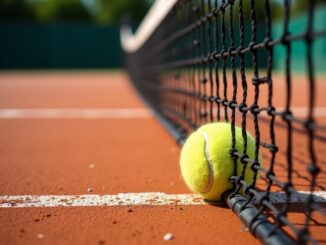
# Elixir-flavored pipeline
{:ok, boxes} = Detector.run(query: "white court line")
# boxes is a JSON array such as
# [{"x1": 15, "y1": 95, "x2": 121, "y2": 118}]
[
  {"x1": 1, "y1": 191, "x2": 325, "y2": 208},
  {"x1": 0, "y1": 107, "x2": 325, "y2": 119},
  {"x1": 0, "y1": 108, "x2": 152, "y2": 119}
]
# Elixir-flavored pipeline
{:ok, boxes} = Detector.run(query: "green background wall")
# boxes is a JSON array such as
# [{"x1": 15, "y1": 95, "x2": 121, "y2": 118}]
[
  {"x1": 1, "y1": 7, "x2": 325, "y2": 71},
  {"x1": 0, "y1": 22, "x2": 121, "y2": 69},
  {"x1": 273, "y1": 7, "x2": 326, "y2": 74}
]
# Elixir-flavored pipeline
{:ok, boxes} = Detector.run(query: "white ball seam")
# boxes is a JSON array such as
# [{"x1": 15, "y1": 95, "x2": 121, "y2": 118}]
[{"x1": 199, "y1": 130, "x2": 214, "y2": 194}]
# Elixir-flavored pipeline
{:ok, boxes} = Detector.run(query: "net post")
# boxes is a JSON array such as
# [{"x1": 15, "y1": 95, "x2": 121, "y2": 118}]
[{"x1": 223, "y1": 192, "x2": 295, "y2": 245}]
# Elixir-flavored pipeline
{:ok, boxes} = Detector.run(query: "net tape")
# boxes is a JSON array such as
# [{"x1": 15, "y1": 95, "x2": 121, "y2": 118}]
[{"x1": 122, "y1": 0, "x2": 326, "y2": 243}]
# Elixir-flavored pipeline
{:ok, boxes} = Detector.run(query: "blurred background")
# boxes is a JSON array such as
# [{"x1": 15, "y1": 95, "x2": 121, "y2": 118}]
[
  {"x1": 0, "y1": 0, "x2": 325, "y2": 70},
  {"x1": 0, "y1": 0, "x2": 153, "y2": 69}
]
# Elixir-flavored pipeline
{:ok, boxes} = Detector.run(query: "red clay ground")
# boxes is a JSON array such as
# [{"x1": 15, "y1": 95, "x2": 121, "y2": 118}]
[
  {"x1": 0, "y1": 71, "x2": 325, "y2": 244},
  {"x1": 0, "y1": 71, "x2": 259, "y2": 245}
]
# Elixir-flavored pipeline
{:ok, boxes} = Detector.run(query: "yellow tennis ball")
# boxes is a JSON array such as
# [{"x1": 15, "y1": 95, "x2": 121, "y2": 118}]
[{"x1": 180, "y1": 122, "x2": 260, "y2": 201}]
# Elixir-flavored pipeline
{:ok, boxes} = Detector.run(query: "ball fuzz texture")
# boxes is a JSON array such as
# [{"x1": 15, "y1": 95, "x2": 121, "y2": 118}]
[{"x1": 180, "y1": 122, "x2": 259, "y2": 201}]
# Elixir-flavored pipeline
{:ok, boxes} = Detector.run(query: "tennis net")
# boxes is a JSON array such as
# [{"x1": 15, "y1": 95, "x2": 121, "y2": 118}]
[{"x1": 121, "y1": 0, "x2": 326, "y2": 244}]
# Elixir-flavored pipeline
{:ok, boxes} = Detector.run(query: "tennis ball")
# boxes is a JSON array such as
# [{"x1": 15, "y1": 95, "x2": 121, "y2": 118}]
[{"x1": 180, "y1": 122, "x2": 260, "y2": 201}]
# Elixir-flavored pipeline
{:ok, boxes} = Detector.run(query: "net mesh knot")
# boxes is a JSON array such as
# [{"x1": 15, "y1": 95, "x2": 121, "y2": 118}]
[
  {"x1": 222, "y1": 98, "x2": 228, "y2": 106},
  {"x1": 304, "y1": 119, "x2": 315, "y2": 130},
  {"x1": 236, "y1": 46, "x2": 245, "y2": 57},
  {"x1": 281, "y1": 110, "x2": 292, "y2": 121},
  {"x1": 281, "y1": 32, "x2": 290, "y2": 45},
  {"x1": 248, "y1": 42, "x2": 256, "y2": 52},
  {"x1": 283, "y1": 182, "x2": 293, "y2": 193},
  {"x1": 230, "y1": 148, "x2": 239, "y2": 161},
  {"x1": 267, "y1": 106, "x2": 275, "y2": 116},
  {"x1": 220, "y1": 49, "x2": 227, "y2": 60},
  {"x1": 307, "y1": 164, "x2": 320, "y2": 176},
  {"x1": 250, "y1": 160, "x2": 260, "y2": 172},
  {"x1": 240, "y1": 154, "x2": 249, "y2": 164},
  {"x1": 228, "y1": 100, "x2": 237, "y2": 109},
  {"x1": 239, "y1": 103, "x2": 248, "y2": 113},
  {"x1": 228, "y1": 47, "x2": 236, "y2": 57},
  {"x1": 263, "y1": 37, "x2": 272, "y2": 49},
  {"x1": 249, "y1": 104, "x2": 259, "y2": 115}
]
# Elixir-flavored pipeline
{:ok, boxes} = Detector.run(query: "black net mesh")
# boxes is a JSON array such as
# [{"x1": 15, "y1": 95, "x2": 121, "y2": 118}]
[{"x1": 124, "y1": 0, "x2": 326, "y2": 243}]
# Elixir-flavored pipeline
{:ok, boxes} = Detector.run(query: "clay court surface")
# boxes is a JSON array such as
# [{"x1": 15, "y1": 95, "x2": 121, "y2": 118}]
[{"x1": 0, "y1": 71, "x2": 325, "y2": 244}]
